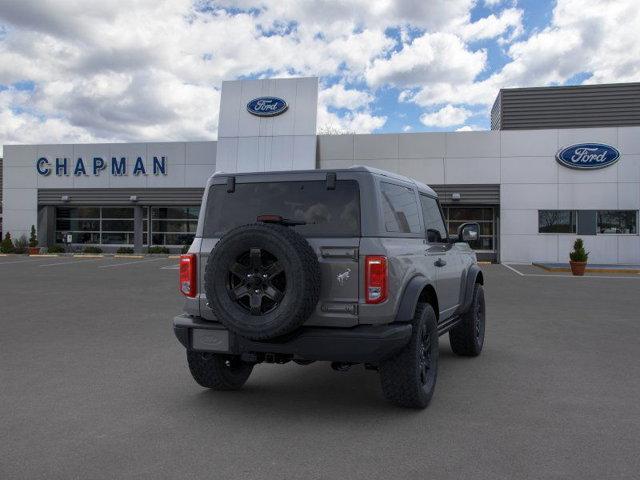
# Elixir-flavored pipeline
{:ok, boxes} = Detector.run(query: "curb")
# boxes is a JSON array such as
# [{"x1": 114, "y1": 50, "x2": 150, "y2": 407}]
[{"x1": 533, "y1": 263, "x2": 640, "y2": 275}]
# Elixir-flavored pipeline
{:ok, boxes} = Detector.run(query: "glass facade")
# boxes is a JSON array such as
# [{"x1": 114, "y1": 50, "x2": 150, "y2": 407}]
[
  {"x1": 538, "y1": 210, "x2": 577, "y2": 233},
  {"x1": 56, "y1": 207, "x2": 141, "y2": 245},
  {"x1": 150, "y1": 207, "x2": 199, "y2": 246},
  {"x1": 538, "y1": 210, "x2": 638, "y2": 235},
  {"x1": 55, "y1": 206, "x2": 199, "y2": 246},
  {"x1": 597, "y1": 210, "x2": 637, "y2": 234},
  {"x1": 442, "y1": 207, "x2": 496, "y2": 251}
]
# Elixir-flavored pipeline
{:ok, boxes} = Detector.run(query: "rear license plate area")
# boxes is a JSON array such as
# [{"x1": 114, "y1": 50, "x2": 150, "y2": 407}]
[{"x1": 192, "y1": 329, "x2": 230, "y2": 352}]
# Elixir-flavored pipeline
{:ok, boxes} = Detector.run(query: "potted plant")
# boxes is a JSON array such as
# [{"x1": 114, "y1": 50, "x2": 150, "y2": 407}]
[
  {"x1": 28, "y1": 225, "x2": 40, "y2": 254},
  {"x1": 569, "y1": 238, "x2": 589, "y2": 276},
  {"x1": 1, "y1": 232, "x2": 15, "y2": 254}
]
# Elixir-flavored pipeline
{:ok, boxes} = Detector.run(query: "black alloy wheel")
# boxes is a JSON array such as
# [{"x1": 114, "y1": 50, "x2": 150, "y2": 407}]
[{"x1": 227, "y1": 247, "x2": 287, "y2": 316}]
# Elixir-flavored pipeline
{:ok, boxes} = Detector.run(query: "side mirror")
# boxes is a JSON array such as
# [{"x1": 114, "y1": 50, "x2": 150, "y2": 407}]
[{"x1": 458, "y1": 222, "x2": 480, "y2": 243}]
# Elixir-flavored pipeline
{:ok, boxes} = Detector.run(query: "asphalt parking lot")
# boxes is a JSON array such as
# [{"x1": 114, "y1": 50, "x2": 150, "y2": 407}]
[{"x1": 1, "y1": 256, "x2": 639, "y2": 479}]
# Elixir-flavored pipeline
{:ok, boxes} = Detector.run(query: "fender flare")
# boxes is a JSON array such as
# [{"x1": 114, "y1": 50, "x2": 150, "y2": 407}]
[
  {"x1": 457, "y1": 264, "x2": 483, "y2": 315},
  {"x1": 395, "y1": 276, "x2": 431, "y2": 323}
]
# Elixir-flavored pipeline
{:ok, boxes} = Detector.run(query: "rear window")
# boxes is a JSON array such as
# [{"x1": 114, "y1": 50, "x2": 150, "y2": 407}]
[{"x1": 204, "y1": 180, "x2": 360, "y2": 237}]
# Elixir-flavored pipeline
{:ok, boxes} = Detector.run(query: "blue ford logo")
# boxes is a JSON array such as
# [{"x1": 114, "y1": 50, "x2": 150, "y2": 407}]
[
  {"x1": 556, "y1": 143, "x2": 620, "y2": 170},
  {"x1": 247, "y1": 97, "x2": 288, "y2": 117}
]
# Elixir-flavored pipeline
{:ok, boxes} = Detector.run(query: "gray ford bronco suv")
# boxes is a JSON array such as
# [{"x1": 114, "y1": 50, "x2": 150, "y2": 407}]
[{"x1": 173, "y1": 166, "x2": 485, "y2": 408}]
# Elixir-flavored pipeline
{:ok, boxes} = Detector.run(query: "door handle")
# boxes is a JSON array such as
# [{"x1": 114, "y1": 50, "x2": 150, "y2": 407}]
[{"x1": 434, "y1": 258, "x2": 447, "y2": 267}]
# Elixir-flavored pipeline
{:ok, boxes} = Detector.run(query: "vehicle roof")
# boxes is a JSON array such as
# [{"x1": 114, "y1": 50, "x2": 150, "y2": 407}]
[{"x1": 211, "y1": 165, "x2": 437, "y2": 197}]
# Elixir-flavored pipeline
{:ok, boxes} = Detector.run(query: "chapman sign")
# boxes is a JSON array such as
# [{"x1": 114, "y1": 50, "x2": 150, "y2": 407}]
[
  {"x1": 246, "y1": 97, "x2": 288, "y2": 117},
  {"x1": 36, "y1": 156, "x2": 168, "y2": 177},
  {"x1": 556, "y1": 143, "x2": 620, "y2": 170}
]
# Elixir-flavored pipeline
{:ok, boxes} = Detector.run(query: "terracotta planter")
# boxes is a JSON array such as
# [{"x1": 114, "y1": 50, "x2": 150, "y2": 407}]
[
  {"x1": 28, "y1": 247, "x2": 40, "y2": 255},
  {"x1": 569, "y1": 261, "x2": 587, "y2": 276}
]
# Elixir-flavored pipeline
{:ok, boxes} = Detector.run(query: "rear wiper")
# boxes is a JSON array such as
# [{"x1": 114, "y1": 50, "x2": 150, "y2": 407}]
[{"x1": 256, "y1": 214, "x2": 306, "y2": 227}]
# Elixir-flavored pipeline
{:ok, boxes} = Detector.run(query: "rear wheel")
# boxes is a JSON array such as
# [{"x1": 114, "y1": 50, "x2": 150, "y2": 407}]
[
  {"x1": 187, "y1": 350, "x2": 253, "y2": 390},
  {"x1": 379, "y1": 303, "x2": 438, "y2": 408},
  {"x1": 449, "y1": 283, "x2": 485, "y2": 356}
]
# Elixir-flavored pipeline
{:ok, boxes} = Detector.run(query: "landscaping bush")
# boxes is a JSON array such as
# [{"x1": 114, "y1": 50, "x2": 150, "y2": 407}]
[
  {"x1": 148, "y1": 246, "x2": 170, "y2": 254},
  {"x1": 29, "y1": 225, "x2": 38, "y2": 248},
  {"x1": 47, "y1": 245, "x2": 65, "y2": 254},
  {"x1": 181, "y1": 244, "x2": 190, "y2": 254},
  {"x1": 116, "y1": 247, "x2": 135, "y2": 254},
  {"x1": 13, "y1": 235, "x2": 29, "y2": 254},
  {"x1": 1, "y1": 233, "x2": 15, "y2": 253},
  {"x1": 83, "y1": 246, "x2": 103, "y2": 254},
  {"x1": 569, "y1": 238, "x2": 589, "y2": 262}
]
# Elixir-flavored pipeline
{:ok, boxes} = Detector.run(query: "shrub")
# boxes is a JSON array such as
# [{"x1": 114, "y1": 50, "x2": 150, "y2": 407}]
[
  {"x1": 181, "y1": 244, "x2": 190, "y2": 254},
  {"x1": 1, "y1": 233, "x2": 15, "y2": 253},
  {"x1": 116, "y1": 247, "x2": 135, "y2": 254},
  {"x1": 29, "y1": 225, "x2": 38, "y2": 248},
  {"x1": 148, "y1": 246, "x2": 170, "y2": 254},
  {"x1": 569, "y1": 238, "x2": 589, "y2": 262},
  {"x1": 47, "y1": 244, "x2": 65, "y2": 253},
  {"x1": 83, "y1": 246, "x2": 103, "y2": 254},
  {"x1": 13, "y1": 235, "x2": 29, "y2": 254}
]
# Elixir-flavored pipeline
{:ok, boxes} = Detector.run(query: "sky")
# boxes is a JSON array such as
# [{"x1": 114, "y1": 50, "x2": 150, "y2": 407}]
[{"x1": 0, "y1": 0, "x2": 638, "y2": 154}]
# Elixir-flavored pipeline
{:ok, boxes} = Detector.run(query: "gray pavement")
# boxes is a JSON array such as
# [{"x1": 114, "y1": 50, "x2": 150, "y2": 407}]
[{"x1": 1, "y1": 257, "x2": 639, "y2": 479}]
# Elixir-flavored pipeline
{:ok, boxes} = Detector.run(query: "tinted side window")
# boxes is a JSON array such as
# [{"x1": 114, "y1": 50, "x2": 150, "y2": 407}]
[
  {"x1": 380, "y1": 182, "x2": 421, "y2": 233},
  {"x1": 420, "y1": 195, "x2": 447, "y2": 243}
]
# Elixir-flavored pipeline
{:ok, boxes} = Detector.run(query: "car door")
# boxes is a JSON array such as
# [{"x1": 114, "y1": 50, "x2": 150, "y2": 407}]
[{"x1": 420, "y1": 194, "x2": 462, "y2": 319}]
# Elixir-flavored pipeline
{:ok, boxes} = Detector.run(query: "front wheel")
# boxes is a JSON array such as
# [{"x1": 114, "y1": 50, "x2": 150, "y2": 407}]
[
  {"x1": 449, "y1": 283, "x2": 485, "y2": 356},
  {"x1": 187, "y1": 351, "x2": 253, "y2": 390},
  {"x1": 379, "y1": 303, "x2": 439, "y2": 408}
]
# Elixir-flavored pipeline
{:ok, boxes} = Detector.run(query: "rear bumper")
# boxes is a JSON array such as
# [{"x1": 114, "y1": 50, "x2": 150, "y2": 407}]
[{"x1": 173, "y1": 314, "x2": 412, "y2": 363}]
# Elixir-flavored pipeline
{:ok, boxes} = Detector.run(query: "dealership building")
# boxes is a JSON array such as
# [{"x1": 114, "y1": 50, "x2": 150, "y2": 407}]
[{"x1": 1, "y1": 78, "x2": 639, "y2": 264}]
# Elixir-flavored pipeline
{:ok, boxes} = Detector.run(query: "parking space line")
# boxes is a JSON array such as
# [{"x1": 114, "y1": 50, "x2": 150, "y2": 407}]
[
  {"x1": 39, "y1": 258, "x2": 103, "y2": 267},
  {"x1": 502, "y1": 263, "x2": 524, "y2": 276},
  {"x1": 160, "y1": 264, "x2": 179, "y2": 270},
  {"x1": 98, "y1": 257, "x2": 166, "y2": 269}
]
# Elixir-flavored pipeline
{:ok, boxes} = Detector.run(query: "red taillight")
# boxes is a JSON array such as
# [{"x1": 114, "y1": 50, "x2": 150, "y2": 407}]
[
  {"x1": 179, "y1": 254, "x2": 197, "y2": 297},
  {"x1": 365, "y1": 255, "x2": 387, "y2": 304}
]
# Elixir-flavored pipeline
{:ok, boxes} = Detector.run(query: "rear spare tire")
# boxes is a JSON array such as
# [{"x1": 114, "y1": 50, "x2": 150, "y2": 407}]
[{"x1": 204, "y1": 223, "x2": 320, "y2": 340}]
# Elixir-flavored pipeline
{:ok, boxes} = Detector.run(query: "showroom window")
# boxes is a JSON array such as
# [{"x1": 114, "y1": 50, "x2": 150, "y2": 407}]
[
  {"x1": 444, "y1": 207, "x2": 495, "y2": 251},
  {"x1": 150, "y1": 206, "x2": 200, "y2": 246},
  {"x1": 56, "y1": 207, "x2": 145, "y2": 244},
  {"x1": 538, "y1": 210, "x2": 577, "y2": 234},
  {"x1": 597, "y1": 210, "x2": 638, "y2": 234}
]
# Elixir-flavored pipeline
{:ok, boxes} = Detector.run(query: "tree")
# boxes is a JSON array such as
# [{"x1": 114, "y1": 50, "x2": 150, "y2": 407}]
[
  {"x1": 29, "y1": 225, "x2": 38, "y2": 248},
  {"x1": 1, "y1": 232, "x2": 15, "y2": 253}
]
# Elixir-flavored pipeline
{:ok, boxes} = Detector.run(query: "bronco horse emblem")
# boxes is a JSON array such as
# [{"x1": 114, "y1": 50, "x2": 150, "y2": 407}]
[{"x1": 336, "y1": 268, "x2": 351, "y2": 286}]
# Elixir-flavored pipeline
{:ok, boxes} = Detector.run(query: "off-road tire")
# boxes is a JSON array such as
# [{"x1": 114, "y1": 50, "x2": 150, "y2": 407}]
[
  {"x1": 204, "y1": 223, "x2": 321, "y2": 340},
  {"x1": 449, "y1": 283, "x2": 485, "y2": 356},
  {"x1": 187, "y1": 351, "x2": 253, "y2": 390},
  {"x1": 379, "y1": 303, "x2": 439, "y2": 408}
]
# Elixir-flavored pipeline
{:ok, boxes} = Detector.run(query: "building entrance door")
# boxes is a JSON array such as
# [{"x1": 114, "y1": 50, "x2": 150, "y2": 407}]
[{"x1": 442, "y1": 206, "x2": 497, "y2": 262}]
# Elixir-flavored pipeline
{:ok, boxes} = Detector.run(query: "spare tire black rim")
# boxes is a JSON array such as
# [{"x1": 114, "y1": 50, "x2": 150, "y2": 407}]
[{"x1": 226, "y1": 247, "x2": 286, "y2": 315}]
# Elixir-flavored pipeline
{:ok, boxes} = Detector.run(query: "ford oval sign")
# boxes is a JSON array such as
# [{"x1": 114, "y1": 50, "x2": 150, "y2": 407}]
[
  {"x1": 247, "y1": 97, "x2": 288, "y2": 117},
  {"x1": 556, "y1": 143, "x2": 620, "y2": 170}
]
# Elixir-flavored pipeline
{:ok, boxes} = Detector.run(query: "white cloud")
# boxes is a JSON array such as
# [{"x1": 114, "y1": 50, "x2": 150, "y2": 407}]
[
  {"x1": 404, "y1": 0, "x2": 640, "y2": 111},
  {"x1": 317, "y1": 105, "x2": 386, "y2": 134},
  {"x1": 459, "y1": 7, "x2": 523, "y2": 42},
  {"x1": 366, "y1": 32, "x2": 486, "y2": 88},
  {"x1": 420, "y1": 105, "x2": 472, "y2": 127},
  {"x1": 402, "y1": 125, "x2": 413, "y2": 132},
  {"x1": 456, "y1": 125, "x2": 484, "y2": 132},
  {"x1": 319, "y1": 84, "x2": 373, "y2": 110},
  {"x1": 0, "y1": 0, "x2": 638, "y2": 148}
]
